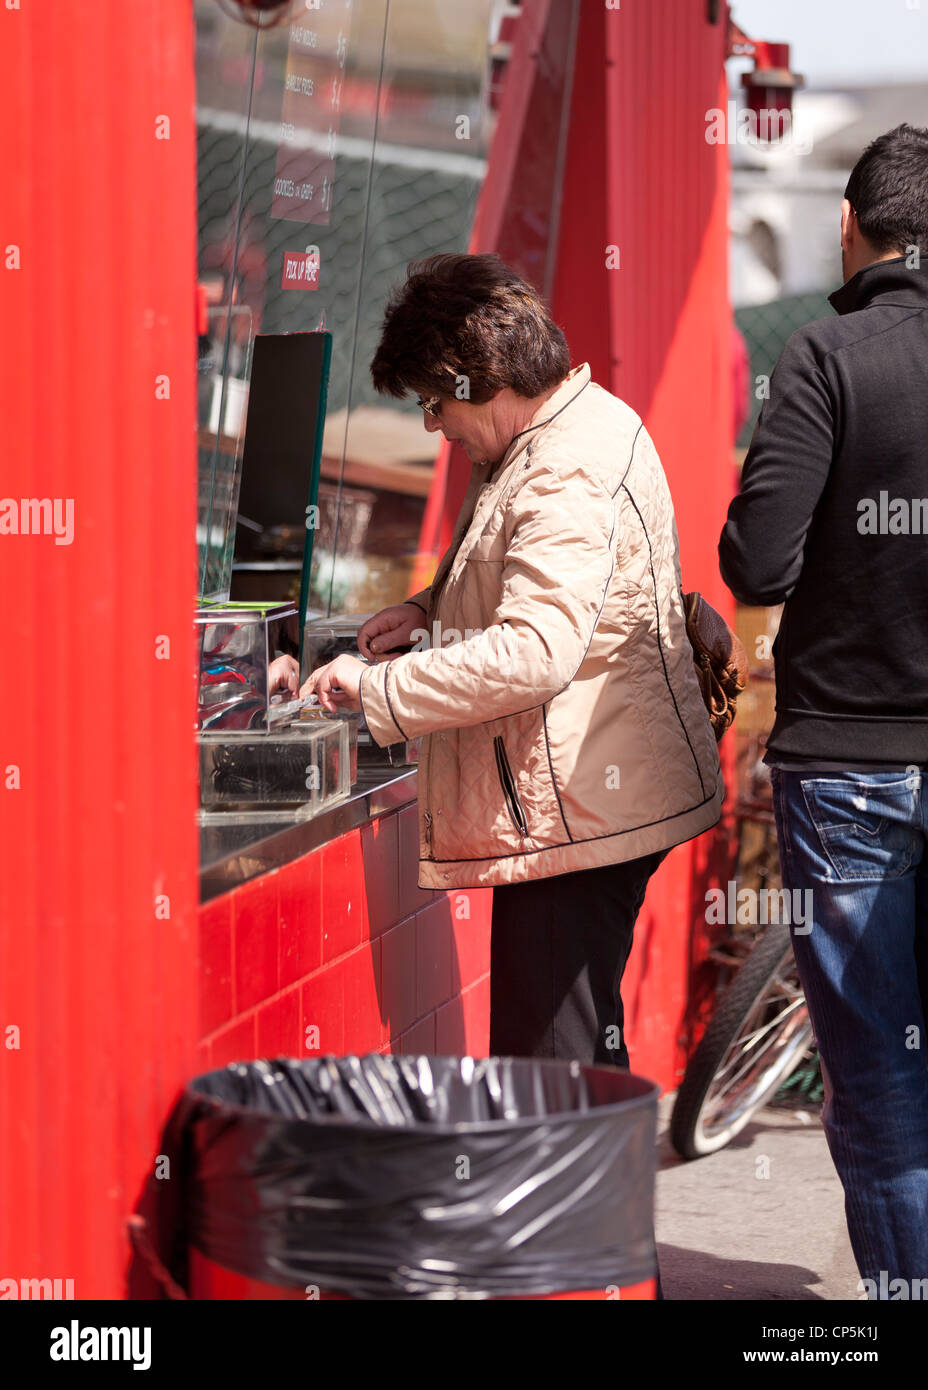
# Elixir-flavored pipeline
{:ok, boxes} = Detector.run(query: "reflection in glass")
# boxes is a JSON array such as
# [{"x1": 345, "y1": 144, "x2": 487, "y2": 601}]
[{"x1": 197, "y1": 305, "x2": 254, "y2": 600}]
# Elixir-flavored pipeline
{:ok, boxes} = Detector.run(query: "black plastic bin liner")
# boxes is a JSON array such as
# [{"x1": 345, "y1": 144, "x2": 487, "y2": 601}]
[{"x1": 135, "y1": 1054, "x2": 659, "y2": 1300}]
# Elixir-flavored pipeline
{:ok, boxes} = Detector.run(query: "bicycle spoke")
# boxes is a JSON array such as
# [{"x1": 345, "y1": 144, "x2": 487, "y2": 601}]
[
  {"x1": 704, "y1": 1011, "x2": 809, "y2": 1123},
  {"x1": 695, "y1": 951, "x2": 814, "y2": 1139},
  {"x1": 706, "y1": 1019, "x2": 806, "y2": 1121}
]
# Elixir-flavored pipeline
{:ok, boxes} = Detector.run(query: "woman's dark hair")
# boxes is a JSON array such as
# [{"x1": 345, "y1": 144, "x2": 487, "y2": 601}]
[
  {"x1": 844, "y1": 123, "x2": 928, "y2": 254},
  {"x1": 370, "y1": 253, "x2": 570, "y2": 404}
]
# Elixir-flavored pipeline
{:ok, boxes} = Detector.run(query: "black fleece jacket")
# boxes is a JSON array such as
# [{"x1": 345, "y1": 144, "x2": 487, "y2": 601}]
[{"x1": 719, "y1": 257, "x2": 928, "y2": 762}]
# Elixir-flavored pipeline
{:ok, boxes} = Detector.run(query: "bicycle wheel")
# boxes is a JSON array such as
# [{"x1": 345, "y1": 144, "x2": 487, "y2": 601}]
[{"x1": 670, "y1": 921, "x2": 814, "y2": 1160}]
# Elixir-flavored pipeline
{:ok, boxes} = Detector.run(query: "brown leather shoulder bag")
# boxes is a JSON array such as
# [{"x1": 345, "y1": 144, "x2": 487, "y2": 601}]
[{"x1": 682, "y1": 591, "x2": 749, "y2": 742}]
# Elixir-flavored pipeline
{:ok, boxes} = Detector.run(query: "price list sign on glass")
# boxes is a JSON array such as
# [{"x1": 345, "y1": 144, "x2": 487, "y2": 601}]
[{"x1": 271, "y1": 0, "x2": 352, "y2": 225}]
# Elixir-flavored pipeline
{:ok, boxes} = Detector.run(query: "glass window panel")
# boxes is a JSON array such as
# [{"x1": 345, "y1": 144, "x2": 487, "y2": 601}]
[
  {"x1": 324, "y1": 0, "x2": 495, "y2": 614},
  {"x1": 196, "y1": 0, "x2": 494, "y2": 613},
  {"x1": 195, "y1": 1, "x2": 261, "y2": 600}
]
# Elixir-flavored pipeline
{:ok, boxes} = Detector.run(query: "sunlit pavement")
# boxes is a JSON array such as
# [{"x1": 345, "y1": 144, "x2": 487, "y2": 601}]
[{"x1": 655, "y1": 1094, "x2": 859, "y2": 1301}]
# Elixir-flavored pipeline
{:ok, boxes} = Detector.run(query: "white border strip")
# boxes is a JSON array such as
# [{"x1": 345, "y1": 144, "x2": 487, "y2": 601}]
[{"x1": 197, "y1": 105, "x2": 488, "y2": 177}]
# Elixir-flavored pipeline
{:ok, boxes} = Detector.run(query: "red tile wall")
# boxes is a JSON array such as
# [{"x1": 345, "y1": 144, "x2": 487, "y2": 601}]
[{"x1": 197, "y1": 806, "x2": 492, "y2": 1073}]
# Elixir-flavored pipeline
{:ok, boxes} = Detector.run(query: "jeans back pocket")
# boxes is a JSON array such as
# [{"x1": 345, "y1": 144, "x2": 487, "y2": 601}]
[{"x1": 799, "y1": 774, "x2": 920, "y2": 882}]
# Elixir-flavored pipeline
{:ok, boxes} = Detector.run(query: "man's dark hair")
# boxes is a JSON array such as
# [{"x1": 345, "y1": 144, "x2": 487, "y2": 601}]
[
  {"x1": 370, "y1": 253, "x2": 570, "y2": 404},
  {"x1": 844, "y1": 123, "x2": 928, "y2": 255}
]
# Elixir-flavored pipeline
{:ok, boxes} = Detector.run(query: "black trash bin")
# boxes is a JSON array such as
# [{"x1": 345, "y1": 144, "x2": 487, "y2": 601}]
[{"x1": 130, "y1": 1054, "x2": 660, "y2": 1301}]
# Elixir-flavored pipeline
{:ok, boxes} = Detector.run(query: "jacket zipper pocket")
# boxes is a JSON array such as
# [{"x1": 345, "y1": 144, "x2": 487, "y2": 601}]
[
  {"x1": 424, "y1": 810, "x2": 433, "y2": 855},
  {"x1": 493, "y1": 736, "x2": 528, "y2": 838}
]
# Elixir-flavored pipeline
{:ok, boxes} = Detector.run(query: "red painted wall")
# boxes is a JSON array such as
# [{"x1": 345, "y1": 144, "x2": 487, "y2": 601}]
[
  {"x1": 198, "y1": 807, "x2": 492, "y2": 1073},
  {"x1": 554, "y1": 0, "x2": 734, "y2": 600},
  {"x1": 0, "y1": 2, "x2": 199, "y2": 1298}
]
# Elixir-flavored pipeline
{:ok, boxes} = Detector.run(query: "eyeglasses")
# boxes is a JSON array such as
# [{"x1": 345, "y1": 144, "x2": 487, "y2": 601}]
[{"x1": 416, "y1": 395, "x2": 442, "y2": 418}]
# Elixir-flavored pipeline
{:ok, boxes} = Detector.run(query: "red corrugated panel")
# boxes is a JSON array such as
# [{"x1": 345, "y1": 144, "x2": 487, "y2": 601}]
[{"x1": 0, "y1": 1, "x2": 198, "y2": 1297}]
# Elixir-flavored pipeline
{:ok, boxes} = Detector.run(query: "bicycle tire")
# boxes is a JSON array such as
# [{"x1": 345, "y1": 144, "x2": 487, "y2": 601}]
[{"x1": 670, "y1": 921, "x2": 813, "y2": 1160}]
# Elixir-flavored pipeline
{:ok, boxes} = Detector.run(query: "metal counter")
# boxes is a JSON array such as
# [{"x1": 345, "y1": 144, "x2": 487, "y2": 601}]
[{"x1": 199, "y1": 766, "x2": 418, "y2": 902}]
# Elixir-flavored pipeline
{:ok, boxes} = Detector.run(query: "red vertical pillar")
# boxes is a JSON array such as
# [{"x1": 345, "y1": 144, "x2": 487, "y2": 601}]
[
  {"x1": 0, "y1": 1, "x2": 199, "y2": 1297},
  {"x1": 554, "y1": 0, "x2": 733, "y2": 603}
]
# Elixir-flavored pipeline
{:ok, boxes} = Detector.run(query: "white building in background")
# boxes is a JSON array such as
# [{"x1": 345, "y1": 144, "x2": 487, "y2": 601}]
[{"x1": 730, "y1": 83, "x2": 928, "y2": 307}]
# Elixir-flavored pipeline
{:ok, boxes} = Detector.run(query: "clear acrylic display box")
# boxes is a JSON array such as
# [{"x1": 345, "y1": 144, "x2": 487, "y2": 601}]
[
  {"x1": 303, "y1": 613, "x2": 375, "y2": 750},
  {"x1": 296, "y1": 701, "x2": 359, "y2": 786},
  {"x1": 303, "y1": 614, "x2": 428, "y2": 773},
  {"x1": 197, "y1": 720, "x2": 350, "y2": 826},
  {"x1": 197, "y1": 600, "x2": 300, "y2": 733},
  {"x1": 303, "y1": 613, "x2": 372, "y2": 675}
]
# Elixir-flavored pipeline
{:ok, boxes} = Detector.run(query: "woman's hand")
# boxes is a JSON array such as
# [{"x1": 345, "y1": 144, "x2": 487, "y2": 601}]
[
  {"x1": 358, "y1": 603, "x2": 426, "y2": 661},
  {"x1": 300, "y1": 653, "x2": 366, "y2": 713},
  {"x1": 267, "y1": 654, "x2": 300, "y2": 697}
]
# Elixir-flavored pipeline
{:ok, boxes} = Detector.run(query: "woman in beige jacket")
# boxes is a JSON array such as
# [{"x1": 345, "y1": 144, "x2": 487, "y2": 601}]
[{"x1": 302, "y1": 253, "x2": 723, "y2": 1069}]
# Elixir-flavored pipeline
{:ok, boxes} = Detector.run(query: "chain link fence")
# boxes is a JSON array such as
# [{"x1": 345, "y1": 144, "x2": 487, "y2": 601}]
[
  {"x1": 197, "y1": 121, "x2": 484, "y2": 416},
  {"x1": 735, "y1": 291, "x2": 833, "y2": 450}
]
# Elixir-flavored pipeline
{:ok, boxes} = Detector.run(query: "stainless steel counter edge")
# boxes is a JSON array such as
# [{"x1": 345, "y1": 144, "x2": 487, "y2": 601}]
[{"x1": 199, "y1": 767, "x2": 418, "y2": 902}]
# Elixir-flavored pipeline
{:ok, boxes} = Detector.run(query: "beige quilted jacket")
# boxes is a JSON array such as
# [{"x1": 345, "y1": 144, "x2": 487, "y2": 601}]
[{"x1": 360, "y1": 363, "x2": 724, "y2": 890}]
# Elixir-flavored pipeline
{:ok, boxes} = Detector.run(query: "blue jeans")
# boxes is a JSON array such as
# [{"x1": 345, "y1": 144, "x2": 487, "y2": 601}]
[{"x1": 770, "y1": 768, "x2": 928, "y2": 1291}]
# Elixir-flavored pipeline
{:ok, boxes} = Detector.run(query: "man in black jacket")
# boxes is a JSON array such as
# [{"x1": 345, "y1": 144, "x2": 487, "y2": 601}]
[{"x1": 720, "y1": 124, "x2": 928, "y2": 1296}]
